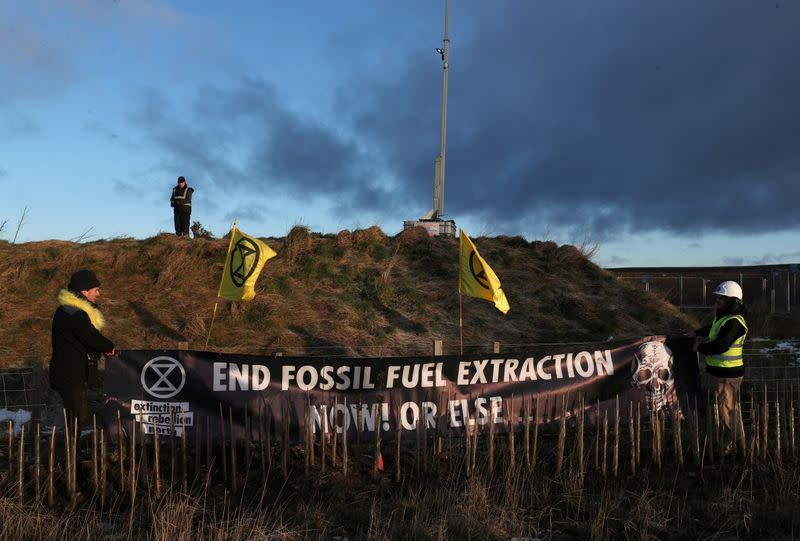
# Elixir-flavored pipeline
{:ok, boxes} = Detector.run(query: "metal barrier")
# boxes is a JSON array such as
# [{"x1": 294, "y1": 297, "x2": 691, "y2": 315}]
[
  {"x1": 0, "y1": 368, "x2": 46, "y2": 423},
  {"x1": 612, "y1": 267, "x2": 799, "y2": 313}
]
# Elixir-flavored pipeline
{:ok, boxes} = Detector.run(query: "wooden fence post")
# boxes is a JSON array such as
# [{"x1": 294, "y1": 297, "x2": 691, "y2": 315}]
[
  {"x1": 762, "y1": 384, "x2": 769, "y2": 462},
  {"x1": 594, "y1": 400, "x2": 600, "y2": 471},
  {"x1": 628, "y1": 403, "x2": 636, "y2": 475},
  {"x1": 230, "y1": 406, "x2": 238, "y2": 492},
  {"x1": 342, "y1": 398, "x2": 348, "y2": 476},
  {"x1": 508, "y1": 396, "x2": 516, "y2": 470},
  {"x1": 471, "y1": 408, "x2": 478, "y2": 475},
  {"x1": 181, "y1": 414, "x2": 188, "y2": 493},
  {"x1": 488, "y1": 404, "x2": 495, "y2": 475},
  {"x1": 219, "y1": 403, "x2": 228, "y2": 484},
  {"x1": 281, "y1": 401, "x2": 289, "y2": 480},
  {"x1": 373, "y1": 402, "x2": 382, "y2": 479},
  {"x1": 195, "y1": 413, "x2": 202, "y2": 478},
  {"x1": 674, "y1": 413, "x2": 684, "y2": 468},
  {"x1": 524, "y1": 397, "x2": 531, "y2": 468},
  {"x1": 321, "y1": 405, "x2": 327, "y2": 474},
  {"x1": 92, "y1": 414, "x2": 98, "y2": 492},
  {"x1": 636, "y1": 403, "x2": 642, "y2": 467},
  {"x1": 578, "y1": 395, "x2": 585, "y2": 478},
  {"x1": 34, "y1": 423, "x2": 41, "y2": 502},
  {"x1": 6, "y1": 420, "x2": 13, "y2": 483},
  {"x1": 395, "y1": 402, "x2": 402, "y2": 482},
  {"x1": 532, "y1": 397, "x2": 540, "y2": 471},
  {"x1": 331, "y1": 399, "x2": 338, "y2": 468},
  {"x1": 706, "y1": 393, "x2": 715, "y2": 464},
  {"x1": 17, "y1": 426, "x2": 24, "y2": 503},
  {"x1": 129, "y1": 420, "x2": 136, "y2": 506},
  {"x1": 169, "y1": 410, "x2": 176, "y2": 486},
  {"x1": 117, "y1": 410, "x2": 125, "y2": 492},
  {"x1": 613, "y1": 396, "x2": 620, "y2": 478},
  {"x1": 153, "y1": 420, "x2": 161, "y2": 499},
  {"x1": 48, "y1": 426, "x2": 55, "y2": 507},
  {"x1": 464, "y1": 402, "x2": 471, "y2": 478},
  {"x1": 556, "y1": 396, "x2": 566, "y2": 475},
  {"x1": 776, "y1": 394, "x2": 783, "y2": 467},
  {"x1": 601, "y1": 411, "x2": 608, "y2": 477},
  {"x1": 100, "y1": 428, "x2": 106, "y2": 509},
  {"x1": 71, "y1": 418, "x2": 77, "y2": 501}
]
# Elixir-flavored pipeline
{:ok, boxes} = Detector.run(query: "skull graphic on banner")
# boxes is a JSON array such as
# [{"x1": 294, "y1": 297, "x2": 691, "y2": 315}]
[{"x1": 631, "y1": 340, "x2": 681, "y2": 418}]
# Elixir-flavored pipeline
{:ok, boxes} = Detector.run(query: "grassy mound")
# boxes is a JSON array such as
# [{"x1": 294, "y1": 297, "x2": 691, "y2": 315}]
[{"x1": 0, "y1": 228, "x2": 692, "y2": 368}]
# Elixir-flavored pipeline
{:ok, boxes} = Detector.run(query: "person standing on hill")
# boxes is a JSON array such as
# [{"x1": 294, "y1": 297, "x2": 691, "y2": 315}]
[
  {"x1": 50, "y1": 270, "x2": 115, "y2": 425},
  {"x1": 687, "y1": 280, "x2": 748, "y2": 455},
  {"x1": 170, "y1": 176, "x2": 194, "y2": 236}
]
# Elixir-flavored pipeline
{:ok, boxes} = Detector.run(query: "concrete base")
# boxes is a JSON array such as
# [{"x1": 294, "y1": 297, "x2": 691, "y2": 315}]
[{"x1": 403, "y1": 219, "x2": 456, "y2": 237}]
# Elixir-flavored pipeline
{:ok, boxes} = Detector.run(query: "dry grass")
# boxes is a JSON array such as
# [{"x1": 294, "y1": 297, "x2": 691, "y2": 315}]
[
  {"x1": 2, "y1": 442, "x2": 798, "y2": 540},
  {"x1": 0, "y1": 229, "x2": 694, "y2": 392}
]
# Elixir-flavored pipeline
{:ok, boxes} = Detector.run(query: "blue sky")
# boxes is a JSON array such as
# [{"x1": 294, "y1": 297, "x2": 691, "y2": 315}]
[{"x1": 1, "y1": 0, "x2": 798, "y2": 268}]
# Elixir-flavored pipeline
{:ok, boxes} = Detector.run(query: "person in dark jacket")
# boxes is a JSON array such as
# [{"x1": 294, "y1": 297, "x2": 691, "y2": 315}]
[
  {"x1": 688, "y1": 280, "x2": 748, "y2": 455},
  {"x1": 50, "y1": 270, "x2": 115, "y2": 425},
  {"x1": 170, "y1": 176, "x2": 194, "y2": 236}
]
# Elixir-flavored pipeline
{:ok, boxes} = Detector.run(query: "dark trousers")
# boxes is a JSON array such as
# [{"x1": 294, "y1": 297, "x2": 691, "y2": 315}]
[
  {"x1": 174, "y1": 206, "x2": 191, "y2": 236},
  {"x1": 57, "y1": 386, "x2": 90, "y2": 426}
]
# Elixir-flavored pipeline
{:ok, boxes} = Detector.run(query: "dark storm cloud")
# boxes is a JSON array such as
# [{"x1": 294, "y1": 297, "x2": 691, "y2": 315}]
[
  {"x1": 128, "y1": 79, "x2": 391, "y2": 206},
  {"x1": 345, "y1": 1, "x2": 800, "y2": 236},
  {"x1": 129, "y1": 1, "x2": 800, "y2": 238},
  {"x1": 223, "y1": 207, "x2": 264, "y2": 224},
  {"x1": 723, "y1": 250, "x2": 800, "y2": 266}
]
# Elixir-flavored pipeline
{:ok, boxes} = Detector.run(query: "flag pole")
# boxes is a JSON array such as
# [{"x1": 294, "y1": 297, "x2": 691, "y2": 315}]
[
  {"x1": 459, "y1": 289, "x2": 463, "y2": 356},
  {"x1": 205, "y1": 302, "x2": 219, "y2": 348},
  {"x1": 205, "y1": 219, "x2": 238, "y2": 349},
  {"x1": 458, "y1": 228, "x2": 463, "y2": 355}
]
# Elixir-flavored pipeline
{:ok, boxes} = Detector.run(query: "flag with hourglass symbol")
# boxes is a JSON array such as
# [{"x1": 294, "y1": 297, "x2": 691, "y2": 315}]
[
  {"x1": 217, "y1": 223, "x2": 277, "y2": 301},
  {"x1": 458, "y1": 228, "x2": 509, "y2": 314}
]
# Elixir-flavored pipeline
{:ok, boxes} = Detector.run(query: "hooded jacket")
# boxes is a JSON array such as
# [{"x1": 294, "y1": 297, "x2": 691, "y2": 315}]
[{"x1": 50, "y1": 289, "x2": 115, "y2": 390}]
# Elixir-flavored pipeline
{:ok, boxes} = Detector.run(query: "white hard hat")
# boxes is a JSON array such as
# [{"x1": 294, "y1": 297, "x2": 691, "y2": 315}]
[{"x1": 713, "y1": 280, "x2": 743, "y2": 300}]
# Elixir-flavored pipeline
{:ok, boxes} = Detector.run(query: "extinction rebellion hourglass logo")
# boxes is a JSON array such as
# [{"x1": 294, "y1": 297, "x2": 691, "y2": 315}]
[
  {"x1": 229, "y1": 236, "x2": 262, "y2": 287},
  {"x1": 468, "y1": 251, "x2": 491, "y2": 291},
  {"x1": 141, "y1": 356, "x2": 186, "y2": 399},
  {"x1": 135, "y1": 356, "x2": 193, "y2": 436}
]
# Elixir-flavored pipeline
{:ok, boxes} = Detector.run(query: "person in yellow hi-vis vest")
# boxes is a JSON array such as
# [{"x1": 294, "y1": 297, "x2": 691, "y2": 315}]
[{"x1": 688, "y1": 280, "x2": 748, "y2": 455}]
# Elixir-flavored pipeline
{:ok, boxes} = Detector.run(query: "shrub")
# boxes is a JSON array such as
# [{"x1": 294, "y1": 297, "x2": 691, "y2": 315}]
[
  {"x1": 191, "y1": 221, "x2": 214, "y2": 239},
  {"x1": 286, "y1": 225, "x2": 312, "y2": 262}
]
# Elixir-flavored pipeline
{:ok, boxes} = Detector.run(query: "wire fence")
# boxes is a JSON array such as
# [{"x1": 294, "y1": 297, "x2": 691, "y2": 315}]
[{"x1": 612, "y1": 267, "x2": 799, "y2": 313}]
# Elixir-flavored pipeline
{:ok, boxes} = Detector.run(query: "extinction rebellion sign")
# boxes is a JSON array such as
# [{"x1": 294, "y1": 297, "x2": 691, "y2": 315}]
[{"x1": 103, "y1": 336, "x2": 700, "y2": 440}]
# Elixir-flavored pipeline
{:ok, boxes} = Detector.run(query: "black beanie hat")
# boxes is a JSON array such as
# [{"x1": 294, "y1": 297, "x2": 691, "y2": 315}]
[
  {"x1": 68, "y1": 269, "x2": 101, "y2": 292},
  {"x1": 177, "y1": 176, "x2": 186, "y2": 184}
]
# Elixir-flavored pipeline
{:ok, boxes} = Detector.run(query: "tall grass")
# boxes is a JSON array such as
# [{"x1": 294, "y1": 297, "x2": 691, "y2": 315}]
[{"x1": 2, "y1": 408, "x2": 799, "y2": 540}]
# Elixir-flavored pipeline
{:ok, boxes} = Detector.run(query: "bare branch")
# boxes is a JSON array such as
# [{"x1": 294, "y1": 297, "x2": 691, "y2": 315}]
[
  {"x1": 0, "y1": 219, "x2": 7, "y2": 236},
  {"x1": 12, "y1": 206, "x2": 29, "y2": 244},
  {"x1": 71, "y1": 227, "x2": 95, "y2": 243}
]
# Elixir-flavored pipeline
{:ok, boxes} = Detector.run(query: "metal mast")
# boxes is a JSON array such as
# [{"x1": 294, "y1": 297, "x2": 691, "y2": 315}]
[
  {"x1": 433, "y1": 0, "x2": 450, "y2": 219},
  {"x1": 403, "y1": 0, "x2": 456, "y2": 237}
]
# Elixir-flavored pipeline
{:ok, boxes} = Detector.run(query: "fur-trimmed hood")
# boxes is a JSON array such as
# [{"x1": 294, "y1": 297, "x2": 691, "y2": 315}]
[{"x1": 58, "y1": 289, "x2": 106, "y2": 330}]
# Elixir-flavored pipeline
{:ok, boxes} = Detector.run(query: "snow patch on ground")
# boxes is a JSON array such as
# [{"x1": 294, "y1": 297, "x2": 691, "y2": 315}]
[
  {"x1": 0, "y1": 408, "x2": 32, "y2": 435},
  {"x1": 758, "y1": 340, "x2": 800, "y2": 366}
]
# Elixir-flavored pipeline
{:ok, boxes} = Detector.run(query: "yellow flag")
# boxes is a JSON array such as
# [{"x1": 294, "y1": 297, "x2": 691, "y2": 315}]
[
  {"x1": 217, "y1": 225, "x2": 276, "y2": 301},
  {"x1": 459, "y1": 228, "x2": 510, "y2": 314}
]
